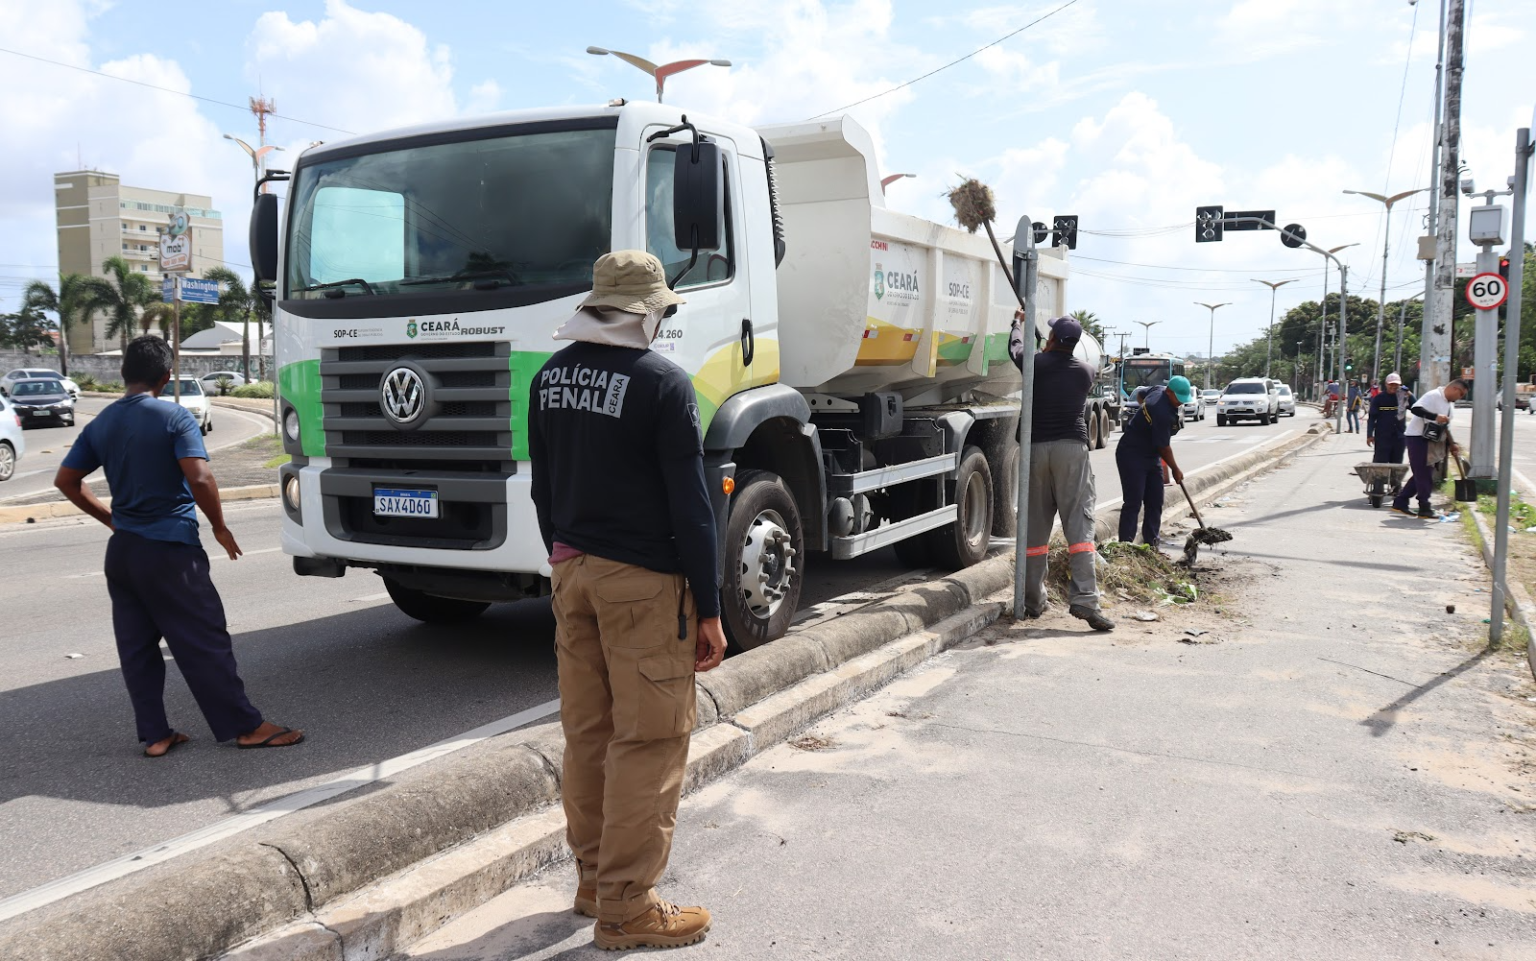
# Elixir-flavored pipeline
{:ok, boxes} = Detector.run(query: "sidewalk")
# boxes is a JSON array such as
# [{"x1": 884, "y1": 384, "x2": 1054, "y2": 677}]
[{"x1": 403, "y1": 432, "x2": 1536, "y2": 960}]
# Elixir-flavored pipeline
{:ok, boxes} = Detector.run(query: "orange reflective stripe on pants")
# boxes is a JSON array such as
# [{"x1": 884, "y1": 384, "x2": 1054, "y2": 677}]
[
  {"x1": 1068, "y1": 542, "x2": 1096, "y2": 553},
  {"x1": 1025, "y1": 546, "x2": 1049, "y2": 557},
  {"x1": 551, "y1": 554, "x2": 698, "y2": 924}
]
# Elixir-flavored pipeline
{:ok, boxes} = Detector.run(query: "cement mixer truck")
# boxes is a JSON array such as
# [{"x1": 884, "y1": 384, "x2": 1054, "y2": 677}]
[{"x1": 250, "y1": 101, "x2": 1107, "y2": 647}]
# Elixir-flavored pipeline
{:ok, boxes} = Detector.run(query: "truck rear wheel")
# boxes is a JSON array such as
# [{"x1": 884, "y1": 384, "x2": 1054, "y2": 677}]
[
  {"x1": 384, "y1": 579, "x2": 491, "y2": 625},
  {"x1": 930, "y1": 446, "x2": 993, "y2": 570},
  {"x1": 1097, "y1": 409, "x2": 1112, "y2": 449},
  {"x1": 722, "y1": 470, "x2": 805, "y2": 651},
  {"x1": 1086, "y1": 410, "x2": 1101, "y2": 449},
  {"x1": 988, "y1": 436, "x2": 1019, "y2": 538}
]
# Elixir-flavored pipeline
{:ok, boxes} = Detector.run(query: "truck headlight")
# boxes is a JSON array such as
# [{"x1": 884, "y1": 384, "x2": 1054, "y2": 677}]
[
  {"x1": 284, "y1": 409, "x2": 301, "y2": 443},
  {"x1": 282, "y1": 473, "x2": 301, "y2": 512}
]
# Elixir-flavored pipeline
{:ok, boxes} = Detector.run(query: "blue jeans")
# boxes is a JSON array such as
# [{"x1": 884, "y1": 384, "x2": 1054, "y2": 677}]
[{"x1": 1346, "y1": 407, "x2": 1361, "y2": 432}]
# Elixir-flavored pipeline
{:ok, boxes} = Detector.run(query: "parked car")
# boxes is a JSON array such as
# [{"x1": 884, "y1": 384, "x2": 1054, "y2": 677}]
[
  {"x1": 9, "y1": 378, "x2": 75, "y2": 428},
  {"x1": 1275, "y1": 384, "x2": 1297, "y2": 417},
  {"x1": 1182, "y1": 390, "x2": 1206, "y2": 422},
  {"x1": 0, "y1": 394, "x2": 23, "y2": 482},
  {"x1": 159, "y1": 378, "x2": 212, "y2": 434},
  {"x1": 1, "y1": 367, "x2": 80, "y2": 399},
  {"x1": 1216, "y1": 377, "x2": 1279, "y2": 426},
  {"x1": 199, "y1": 370, "x2": 249, "y2": 391}
]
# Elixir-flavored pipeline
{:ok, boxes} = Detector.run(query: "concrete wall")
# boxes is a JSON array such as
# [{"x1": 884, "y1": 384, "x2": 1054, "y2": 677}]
[{"x1": 0, "y1": 352, "x2": 271, "y2": 383}]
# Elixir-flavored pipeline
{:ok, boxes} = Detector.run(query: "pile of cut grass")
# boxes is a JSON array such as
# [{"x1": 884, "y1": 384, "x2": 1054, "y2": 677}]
[{"x1": 1040, "y1": 541, "x2": 1203, "y2": 608}]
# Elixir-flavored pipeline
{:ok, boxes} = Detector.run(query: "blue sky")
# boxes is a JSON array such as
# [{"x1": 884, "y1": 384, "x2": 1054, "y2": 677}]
[{"x1": 2, "y1": 0, "x2": 1532, "y2": 357}]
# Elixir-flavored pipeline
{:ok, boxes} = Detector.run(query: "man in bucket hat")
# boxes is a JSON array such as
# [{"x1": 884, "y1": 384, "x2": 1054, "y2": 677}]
[{"x1": 529, "y1": 250, "x2": 727, "y2": 950}]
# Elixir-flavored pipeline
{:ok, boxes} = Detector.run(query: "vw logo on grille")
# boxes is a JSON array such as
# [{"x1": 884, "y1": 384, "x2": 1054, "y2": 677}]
[{"x1": 381, "y1": 367, "x2": 427, "y2": 426}]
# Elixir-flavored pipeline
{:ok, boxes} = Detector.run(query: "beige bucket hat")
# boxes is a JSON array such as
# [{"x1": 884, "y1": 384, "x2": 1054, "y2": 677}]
[{"x1": 578, "y1": 250, "x2": 686, "y2": 313}]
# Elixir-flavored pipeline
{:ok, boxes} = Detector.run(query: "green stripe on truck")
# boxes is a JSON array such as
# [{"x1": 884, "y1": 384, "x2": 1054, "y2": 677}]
[{"x1": 278, "y1": 359, "x2": 326, "y2": 457}]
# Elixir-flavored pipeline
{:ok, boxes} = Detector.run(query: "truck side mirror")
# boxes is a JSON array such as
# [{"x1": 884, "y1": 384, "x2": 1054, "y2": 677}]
[
  {"x1": 250, "y1": 193, "x2": 280, "y2": 303},
  {"x1": 673, "y1": 140, "x2": 722, "y2": 252}
]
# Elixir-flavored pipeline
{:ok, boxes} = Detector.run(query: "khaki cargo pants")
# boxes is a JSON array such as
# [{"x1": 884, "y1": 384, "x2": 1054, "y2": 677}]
[
  {"x1": 552, "y1": 554, "x2": 698, "y2": 924},
  {"x1": 1024, "y1": 438, "x2": 1100, "y2": 612}
]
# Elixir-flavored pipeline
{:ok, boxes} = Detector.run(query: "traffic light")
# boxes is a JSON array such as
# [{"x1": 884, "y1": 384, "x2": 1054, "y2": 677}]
[
  {"x1": 1500, "y1": 256, "x2": 1512, "y2": 282},
  {"x1": 1345, "y1": 358, "x2": 1354, "y2": 371},
  {"x1": 1195, "y1": 205, "x2": 1224, "y2": 243},
  {"x1": 1052, "y1": 215, "x2": 1079, "y2": 249}
]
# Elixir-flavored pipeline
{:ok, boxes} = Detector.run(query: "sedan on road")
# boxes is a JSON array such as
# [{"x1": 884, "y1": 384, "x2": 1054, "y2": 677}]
[
  {"x1": 0, "y1": 394, "x2": 23, "y2": 481},
  {"x1": 9, "y1": 379, "x2": 76, "y2": 428},
  {"x1": 159, "y1": 378, "x2": 212, "y2": 434},
  {"x1": 1182, "y1": 391, "x2": 1206, "y2": 421},
  {"x1": 1276, "y1": 385, "x2": 1297, "y2": 417},
  {"x1": 200, "y1": 370, "x2": 249, "y2": 392},
  {"x1": 1, "y1": 367, "x2": 80, "y2": 400}
]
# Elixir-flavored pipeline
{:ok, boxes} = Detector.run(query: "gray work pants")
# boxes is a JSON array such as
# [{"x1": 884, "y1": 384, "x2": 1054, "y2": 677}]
[{"x1": 1025, "y1": 439, "x2": 1099, "y2": 613}]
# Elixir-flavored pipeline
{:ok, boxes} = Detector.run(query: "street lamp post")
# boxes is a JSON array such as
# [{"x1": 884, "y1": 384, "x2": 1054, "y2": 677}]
[
  {"x1": 1134, "y1": 320, "x2": 1160, "y2": 351},
  {"x1": 224, "y1": 134, "x2": 284, "y2": 382},
  {"x1": 1194, "y1": 301, "x2": 1230, "y2": 390},
  {"x1": 880, "y1": 173, "x2": 915, "y2": 193},
  {"x1": 1343, "y1": 187, "x2": 1430, "y2": 385},
  {"x1": 1251, "y1": 279, "x2": 1296, "y2": 379},
  {"x1": 586, "y1": 47, "x2": 731, "y2": 102},
  {"x1": 1316, "y1": 243, "x2": 1361, "y2": 393}
]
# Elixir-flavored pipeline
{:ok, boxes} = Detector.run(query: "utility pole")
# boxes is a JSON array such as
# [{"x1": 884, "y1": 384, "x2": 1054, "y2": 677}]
[
  {"x1": 1253, "y1": 279, "x2": 1295, "y2": 378},
  {"x1": 1426, "y1": 0, "x2": 1464, "y2": 393},
  {"x1": 1491, "y1": 123, "x2": 1532, "y2": 652}
]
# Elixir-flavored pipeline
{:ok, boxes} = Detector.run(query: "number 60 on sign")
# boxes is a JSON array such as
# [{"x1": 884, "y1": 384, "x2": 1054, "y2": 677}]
[{"x1": 1465, "y1": 272, "x2": 1509, "y2": 310}]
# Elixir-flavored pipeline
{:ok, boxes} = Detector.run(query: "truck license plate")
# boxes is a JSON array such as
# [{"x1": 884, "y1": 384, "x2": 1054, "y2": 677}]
[{"x1": 373, "y1": 488, "x2": 439, "y2": 519}]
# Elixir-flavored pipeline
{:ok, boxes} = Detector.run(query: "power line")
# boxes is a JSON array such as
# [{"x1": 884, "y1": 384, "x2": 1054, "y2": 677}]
[
  {"x1": 0, "y1": 47, "x2": 355, "y2": 135},
  {"x1": 1074, "y1": 254, "x2": 1312, "y2": 275},
  {"x1": 809, "y1": 0, "x2": 1082, "y2": 118}
]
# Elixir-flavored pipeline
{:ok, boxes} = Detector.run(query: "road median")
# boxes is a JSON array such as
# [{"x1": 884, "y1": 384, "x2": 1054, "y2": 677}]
[{"x1": 0, "y1": 422, "x2": 1331, "y2": 961}]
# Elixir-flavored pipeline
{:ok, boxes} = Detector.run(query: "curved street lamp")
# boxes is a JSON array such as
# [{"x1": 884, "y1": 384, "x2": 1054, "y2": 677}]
[
  {"x1": 1316, "y1": 243, "x2": 1360, "y2": 386},
  {"x1": 1134, "y1": 319, "x2": 1161, "y2": 351},
  {"x1": 223, "y1": 134, "x2": 284, "y2": 193},
  {"x1": 1194, "y1": 301, "x2": 1231, "y2": 390},
  {"x1": 880, "y1": 173, "x2": 915, "y2": 193},
  {"x1": 1251, "y1": 279, "x2": 1296, "y2": 379},
  {"x1": 1343, "y1": 187, "x2": 1430, "y2": 384},
  {"x1": 587, "y1": 46, "x2": 731, "y2": 103}
]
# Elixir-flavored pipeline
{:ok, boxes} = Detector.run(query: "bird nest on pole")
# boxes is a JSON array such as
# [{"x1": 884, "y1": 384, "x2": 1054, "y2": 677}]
[{"x1": 947, "y1": 178, "x2": 997, "y2": 234}]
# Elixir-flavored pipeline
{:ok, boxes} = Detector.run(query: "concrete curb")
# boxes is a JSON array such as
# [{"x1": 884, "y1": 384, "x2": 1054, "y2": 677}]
[
  {"x1": 0, "y1": 425, "x2": 1327, "y2": 961},
  {"x1": 0, "y1": 483, "x2": 279, "y2": 526},
  {"x1": 1465, "y1": 507, "x2": 1536, "y2": 680}
]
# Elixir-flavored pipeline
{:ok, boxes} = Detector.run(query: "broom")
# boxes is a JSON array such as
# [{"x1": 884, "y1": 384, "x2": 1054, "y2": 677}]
[{"x1": 947, "y1": 178, "x2": 1025, "y2": 310}]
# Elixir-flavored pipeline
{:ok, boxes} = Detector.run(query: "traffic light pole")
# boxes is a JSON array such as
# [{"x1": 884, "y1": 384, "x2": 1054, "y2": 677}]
[
  {"x1": 1011, "y1": 216, "x2": 1039, "y2": 622},
  {"x1": 1490, "y1": 124, "x2": 1532, "y2": 655}
]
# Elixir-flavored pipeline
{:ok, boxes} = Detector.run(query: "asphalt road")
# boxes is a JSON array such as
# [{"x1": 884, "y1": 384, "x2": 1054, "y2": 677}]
[
  {"x1": 0, "y1": 409, "x2": 1308, "y2": 901},
  {"x1": 0, "y1": 396, "x2": 272, "y2": 503}
]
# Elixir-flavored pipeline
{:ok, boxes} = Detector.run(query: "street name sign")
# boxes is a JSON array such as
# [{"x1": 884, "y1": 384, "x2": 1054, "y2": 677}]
[
  {"x1": 1466, "y1": 272, "x2": 1509, "y2": 311},
  {"x1": 1223, "y1": 210, "x2": 1276, "y2": 231}
]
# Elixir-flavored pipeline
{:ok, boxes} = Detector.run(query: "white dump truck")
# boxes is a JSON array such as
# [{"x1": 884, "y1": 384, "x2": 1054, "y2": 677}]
[{"x1": 250, "y1": 101, "x2": 1095, "y2": 647}]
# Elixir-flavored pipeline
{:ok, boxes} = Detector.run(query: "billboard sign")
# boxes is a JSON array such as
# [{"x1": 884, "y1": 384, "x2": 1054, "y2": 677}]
[{"x1": 159, "y1": 209, "x2": 193, "y2": 272}]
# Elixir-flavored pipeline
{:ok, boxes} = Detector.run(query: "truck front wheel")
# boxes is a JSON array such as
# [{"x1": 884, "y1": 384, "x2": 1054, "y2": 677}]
[
  {"x1": 931, "y1": 446, "x2": 993, "y2": 570},
  {"x1": 1098, "y1": 409, "x2": 1112, "y2": 448},
  {"x1": 1086, "y1": 409, "x2": 1101, "y2": 449},
  {"x1": 722, "y1": 470, "x2": 805, "y2": 651},
  {"x1": 384, "y1": 579, "x2": 491, "y2": 625}
]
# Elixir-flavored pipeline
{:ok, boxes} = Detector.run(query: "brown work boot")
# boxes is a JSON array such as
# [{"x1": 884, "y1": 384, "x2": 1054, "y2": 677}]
[
  {"x1": 594, "y1": 901, "x2": 712, "y2": 950},
  {"x1": 573, "y1": 860, "x2": 598, "y2": 918}
]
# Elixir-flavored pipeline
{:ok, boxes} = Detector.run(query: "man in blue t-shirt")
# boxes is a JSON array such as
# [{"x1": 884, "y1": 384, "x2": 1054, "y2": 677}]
[
  {"x1": 54, "y1": 336, "x2": 303, "y2": 757},
  {"x1": 1115, "y1": 376, "x2": 1190, "y2": 550}
]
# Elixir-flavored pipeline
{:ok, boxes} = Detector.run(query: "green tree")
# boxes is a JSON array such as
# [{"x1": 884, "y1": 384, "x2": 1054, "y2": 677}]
[
  {"x1": 82, "y1": 256, "x2": 156, "y2": 351},
  {"x1": 0, "y1": 306, "x2": 55, "y2": 354},
  {"x1": 1066, "y1": 309, "x2": 1106, "y2": 345},
  {"x1": 22, "y1": 273, "x2": 93, "y2": 377},
  {"x1": 204, "y1": 266, "x2": 256, "y2": 380}
]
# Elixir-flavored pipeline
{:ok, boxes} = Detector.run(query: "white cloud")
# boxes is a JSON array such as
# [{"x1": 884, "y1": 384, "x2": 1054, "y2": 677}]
[{"x1": 1215, "y1": 0, "x2": 1368, "y2": 57}]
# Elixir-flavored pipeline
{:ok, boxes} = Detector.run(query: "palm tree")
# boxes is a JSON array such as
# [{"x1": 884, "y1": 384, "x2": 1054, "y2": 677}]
[
  {"x1": 83, "y1": 256, "x2": 156, "y2": 351},
  {"x1": 1067, "y1": 309, "x2": 1106, "y2": 345},
  {"x1": 203, "y1": 267, "x2": 254, "y2": 380},
  {"x1": 22, "y1": 273, "x2": 93, "y2": 377},
  {"x1": 138, "y1": 302, "x2": 177, "y2": 336}
]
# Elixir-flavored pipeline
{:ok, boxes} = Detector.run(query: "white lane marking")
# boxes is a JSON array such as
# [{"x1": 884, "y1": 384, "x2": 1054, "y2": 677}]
[
  {"x1": 0, "y1": 697, "x2": 563, "y2": 922},
  {"x1": 214, "y1": 546, "x2": 282, "y2": 561},
  {"x1": 62, "y1": 571, "x2": 104, "y2": 579},
  {"x1": 351, "y1": 591, "x2": 391, "y2": 603}
]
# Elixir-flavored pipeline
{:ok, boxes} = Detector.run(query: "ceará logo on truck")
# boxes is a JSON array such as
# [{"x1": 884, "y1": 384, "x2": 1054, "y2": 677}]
[{"x1": 406, "y1": 318, "x2": 507, "y2": 339}]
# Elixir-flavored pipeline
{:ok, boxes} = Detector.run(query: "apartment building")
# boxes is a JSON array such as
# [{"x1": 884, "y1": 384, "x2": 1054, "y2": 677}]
[{"x1": 53, "y1": 171, "x2": 225, "y2": 354}]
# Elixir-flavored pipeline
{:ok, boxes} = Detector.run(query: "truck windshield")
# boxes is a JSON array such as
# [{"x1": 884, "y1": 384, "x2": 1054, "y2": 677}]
[{"x1": 284, "y1": 127, "x2": 616, "y2": 300}]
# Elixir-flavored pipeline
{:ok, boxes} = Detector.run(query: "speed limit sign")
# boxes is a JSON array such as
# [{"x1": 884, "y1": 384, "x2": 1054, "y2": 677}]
[{"x1": 1466, "y1": 272, "x2": 1509, "y2": 310}]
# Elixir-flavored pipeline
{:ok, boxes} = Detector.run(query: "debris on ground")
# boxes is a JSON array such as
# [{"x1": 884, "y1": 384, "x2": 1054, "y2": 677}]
[
  {"x1": 1180, "y1": 525, "x2": 1233, "y2": 566},
  {"x1": 790, "y1": 735, "x2": 835, "y2": 752},
  {"x1": 1392, "y1": 830, "x2": 1437, "y2": 845},
  {"x1": 1179, "y1": 631, "x2": 1222, "y2": 645},
  {"x1": 1044, "y1": 541, "x2": 1205, "y2": 609},
  {"x1": 1132, "y1": 611, "x2": 1159, "y2": 622}
]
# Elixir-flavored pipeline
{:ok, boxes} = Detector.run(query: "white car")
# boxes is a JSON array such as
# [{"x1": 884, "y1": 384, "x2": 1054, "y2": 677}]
[
  {"x1": 159, "y1": 378, "x2": 213, "y2": 434},
  {"x1": 1216, "y1": 377, "x2": 1279, "y2": 425},
  {"x1": 1, "y1": 367, "x2": 80, "y2": 400},
  {"x1": 199, "y1": 370, "x2": 249, "y2": 391},
  {"x1": 1201, "y1": 389, "x2": 1221, "y2": 407},
  {"x1": 0, "y1": 394, "x2": 24, "y2": 482},
  {"x1": 1182, "y1": 391, "x2": 1206, "y2": 421},
  {"x1": 1276, "y1": 384, "x2": 1297, "y2": 417}
]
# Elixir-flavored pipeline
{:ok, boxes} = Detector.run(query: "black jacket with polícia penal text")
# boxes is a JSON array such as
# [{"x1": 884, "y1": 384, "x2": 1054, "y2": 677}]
[{"x1": 528, "y1": 342, "x2": 721, "y2": 617}]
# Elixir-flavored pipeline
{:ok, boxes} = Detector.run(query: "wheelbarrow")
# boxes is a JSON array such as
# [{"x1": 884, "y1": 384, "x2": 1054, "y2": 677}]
[{"x1": 1354, "y1": 462, "x2": 1410, "y2": 508}]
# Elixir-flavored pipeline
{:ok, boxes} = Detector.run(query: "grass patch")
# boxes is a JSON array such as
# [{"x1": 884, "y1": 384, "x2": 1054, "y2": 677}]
[
  {"x1": 230, "y1": 381, "x2": 275, "y2": 399},
  {"x1": 1441, "y1": 483, "x2": 1536, "y2": 653},
  {"x1": 239, "y1": 432, "x2": 289, "y2": 469},
  {"x1": 1044, "y1": 541, "x2": 1205, "y2": 608}
]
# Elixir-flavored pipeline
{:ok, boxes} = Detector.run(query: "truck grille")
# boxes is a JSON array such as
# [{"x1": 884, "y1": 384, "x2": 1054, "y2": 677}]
[{"x1": 320, "y1": 341, "x2": 513, "y2": 471}]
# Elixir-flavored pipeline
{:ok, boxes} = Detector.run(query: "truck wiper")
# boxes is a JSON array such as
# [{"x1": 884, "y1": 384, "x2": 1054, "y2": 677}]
[
  {"x1": 295, "y1": 278, "x2": 376, "y2": 297},
  {"x1": 399, "y1": 269, "x2": 519, "y2": 290}
]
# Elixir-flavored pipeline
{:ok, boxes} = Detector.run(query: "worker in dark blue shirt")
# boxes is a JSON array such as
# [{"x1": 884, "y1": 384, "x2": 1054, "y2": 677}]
[
  {"x1": 1366, "y1": 371, "x2": 1413, "y2": 464},
  {"x1": 1115, "y1": 376, "x2": 1191, "y2": 550},
  {"x1": 54, "y1": 336, "x2": 302, "y2": 757}
]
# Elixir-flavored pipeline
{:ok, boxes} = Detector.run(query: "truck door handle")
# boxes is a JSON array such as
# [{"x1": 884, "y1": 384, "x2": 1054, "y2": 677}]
[{"x1": 741, "y1": 318, "x2": 755, "y2": 367}]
